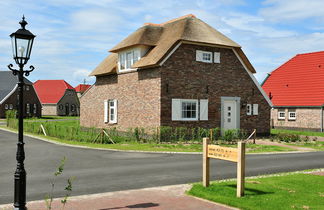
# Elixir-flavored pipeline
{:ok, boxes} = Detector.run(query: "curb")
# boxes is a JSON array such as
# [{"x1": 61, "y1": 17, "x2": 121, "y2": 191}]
[{"x1": 0, "y1": 126, "x2": 316, "y2": 155}]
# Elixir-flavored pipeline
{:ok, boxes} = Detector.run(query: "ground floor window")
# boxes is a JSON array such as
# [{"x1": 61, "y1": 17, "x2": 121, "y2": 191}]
[
  {"x1": 288, "y1": 110, "x2": 296, "y2": 120},
  {"x1": 104, "y1": 99, "x2": 118, "y2": 124},
  {"x1": 5, "y1": 104, "x2": 8, "y2": 110},
  {"x1": 172, "y1": 99, "x2": 208, "y2": 121},
  {"x1": 278, "y1": 109, "x2": 285, "y2": 120},
  {"x1": 33, "y1": 104, "x2": 37, "y2": 114},
  {"x1": 181, "y1": 100, "x2": 198, "y2": 120},
  {"x1": 26, "y1": 103, "x2": 30, "y2": 114}
]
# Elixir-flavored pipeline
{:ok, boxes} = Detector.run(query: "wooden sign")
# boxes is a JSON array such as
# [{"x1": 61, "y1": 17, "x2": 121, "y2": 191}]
[
  {"x1": 203, "y1": 138, "x2": 246, "y2": 197},
  {"x1": 207, "y1": 145, "x2": 238, "y2": 162}
]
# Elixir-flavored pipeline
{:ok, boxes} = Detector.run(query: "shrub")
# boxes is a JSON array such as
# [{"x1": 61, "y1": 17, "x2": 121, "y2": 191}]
[{"x1": 276, "y1": 133, "x2": 301, "y2": 142}]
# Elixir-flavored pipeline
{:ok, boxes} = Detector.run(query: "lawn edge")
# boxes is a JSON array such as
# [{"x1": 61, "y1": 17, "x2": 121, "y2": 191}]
[{"x1": 0, "y1": 126, "x2": 314, "y2": 155}]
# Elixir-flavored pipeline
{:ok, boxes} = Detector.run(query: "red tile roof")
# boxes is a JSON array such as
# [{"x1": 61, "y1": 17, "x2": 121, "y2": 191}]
[
  {"x1": 74, "y1": 84, "x2": 91, "y2": 93},
  {"x1": 262, "y1": 51, "x2": 324, "y2": 106},
  {"x1": 33, "y1": 80, "x2": 74, "y2": 104}
]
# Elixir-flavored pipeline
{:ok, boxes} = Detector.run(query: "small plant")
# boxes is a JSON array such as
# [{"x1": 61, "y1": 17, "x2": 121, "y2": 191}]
[
  {"x1": 45, "y1": 157, "x2": 75, "y2": 210},
  {"x1": 312, "y1": 137, "x2": 318, "y2": 142}
]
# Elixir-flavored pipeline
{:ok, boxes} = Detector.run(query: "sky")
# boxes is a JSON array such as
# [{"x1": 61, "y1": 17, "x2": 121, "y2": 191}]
[{"x1": 0, "y1": 0, "x2": 323, "y2": 87}]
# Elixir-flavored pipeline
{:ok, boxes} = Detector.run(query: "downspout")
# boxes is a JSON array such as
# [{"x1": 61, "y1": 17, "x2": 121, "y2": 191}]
[{"x1": 321, "y1": 105, "x2": 324, "y2": 132}]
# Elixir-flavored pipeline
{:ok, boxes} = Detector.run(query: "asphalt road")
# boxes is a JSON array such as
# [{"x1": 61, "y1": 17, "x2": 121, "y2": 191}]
[{"x1": 1, "y1": 129, "x2": 324, "y2": 204}]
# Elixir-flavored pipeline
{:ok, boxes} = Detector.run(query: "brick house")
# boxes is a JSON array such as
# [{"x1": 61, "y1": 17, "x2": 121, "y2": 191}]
[
  {"x1": 262, "y1": 51, "x2": 324, "y2": 132},
  {"x1": 34, "y1": 80, "x2": 80, "y2": 116},
  {"x1": 81, "y1": 14, "x2": 272, "y2": 135},
  {"x1": 0, "y1": 71, "x2": 41, "y2": 118},
  {"x1": 74, "y1": 84, "x2": 91, "y2": 98}
]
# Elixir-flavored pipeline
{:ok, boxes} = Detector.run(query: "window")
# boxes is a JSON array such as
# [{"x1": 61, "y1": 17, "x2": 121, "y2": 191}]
[
  {"x1": 196, "y1": 50, "x2": 212, "y2": 63},
  {"x1": 59, "y1": 104, "x2": 63, "y2": 110},
  {"x1": 118, "y1": 49, "x2": 140, "y2": 71},
  {"x1": 109, "y1": 99, "x2": 117, "y2": 123},
  {"x1": 288, "y1": 110, "x2": 296, "y2": 120},
  {"x1": 181, "y1": 101, "x2": 197, "y2": 120},
  {"x1": 246, "y1": 104, "x2": 252, "y2": 115},
  {"x1": 71, "y1": 104, "x2": 76, "y2": 112},
  {"x1": 9, "y1": 104, "x2": 13, "y2": 110},
  {"x1": 5, "y1": 104, "x2": 8, "y2": 110},
  {"x1": 33, "y1": 104, "x2": 37, "y2": 114},
  {"x1": 26, "y1": 85, "x2": 29, "y2": 91},
  {"x1": 104, "y1": 99, "x2": 118, "y2": 123},
  {"x1": 172, "y1": 99, "x2": 208, "y2": 121},
  {"x1": 278, "y1": 109, "x2": 285, "y2": 120},
  {"x1": 26, "y1": 103, "x2": 30, "y2": 114}
]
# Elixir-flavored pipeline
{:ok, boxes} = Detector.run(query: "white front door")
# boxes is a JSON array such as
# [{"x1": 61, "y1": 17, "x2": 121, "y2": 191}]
[{"x1": 223, "y1": 100, "x2": 238, "y2": 130}]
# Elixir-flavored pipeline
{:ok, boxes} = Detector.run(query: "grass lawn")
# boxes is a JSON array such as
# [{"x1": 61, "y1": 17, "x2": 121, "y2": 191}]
[
  {"x1": 188, "y1": 173, "x2": 324, "y2": 210},
  {"x1": 0, "y1": 125, "x2": 297, "y2": 153},
  {"x1": 287, "y1": 141, "x2": 324, "y2": 151},
  {"x1": 272, "y1": 129, "x2": 324, "y2": 138},
  {"x1": 24, "y1": 118, "x2": 80, "y2": 127}
]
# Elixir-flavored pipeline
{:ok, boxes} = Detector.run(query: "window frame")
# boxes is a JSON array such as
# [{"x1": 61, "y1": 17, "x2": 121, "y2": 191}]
[
  {"x1": 118, "y1": 48, "x2": 140, "y2": 72},
  {"x1": 180, "y1": 99, "x2": 199, "y2": 121},
  {"x1": 33, "y1": 104, "x2": 37, "y2": 114},
  {"x1": 9, "y1": 104, "x2": 13, "y2": 110},
  {"x1": 288, "y1": 111, "x2": 296, "y2": 120},
  {"x1": 5, "y1": 104, "x2": 8, "y2": 110},
  {"x1": 246, "y1": 104, "x2": 252, "y2": 115},
  {"x1": 108, "y1": 99, "x2": 117, "y2": 124},
  {"x1": 26, "y1": 103, "x2": 30, "y2": 114},
  {"x1": 278, "y1": 111, "x2": 285, "y2": 120}
]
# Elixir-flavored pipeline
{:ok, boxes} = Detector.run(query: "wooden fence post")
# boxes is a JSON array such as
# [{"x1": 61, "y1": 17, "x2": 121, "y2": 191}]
[
  {"x1": 203, "y1": 137, "x2": 210, "y2": 187},
  {"x1": 253, "y1": 129, "x2": 256, "y2": 144},
  {"x1": 237, "y1": 141, "x2": 246, "y2": 197}
]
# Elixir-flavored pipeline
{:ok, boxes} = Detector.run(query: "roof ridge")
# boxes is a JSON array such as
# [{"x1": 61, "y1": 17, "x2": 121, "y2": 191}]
[
  {"x1": 144, "y1": 14, "x2": 196, "y2": 26},
  {"x1": 296, "y1": 50, "x2": 324, "y2": 56}
]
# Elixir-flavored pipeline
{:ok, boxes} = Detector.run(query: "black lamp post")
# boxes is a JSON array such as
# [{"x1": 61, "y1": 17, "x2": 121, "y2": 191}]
[{"x1": 8, "y1": 16, "x2": 35, "y2": 210}]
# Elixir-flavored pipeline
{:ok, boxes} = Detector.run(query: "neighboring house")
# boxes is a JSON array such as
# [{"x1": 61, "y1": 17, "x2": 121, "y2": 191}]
[
  {"x1": 262, "y1": 51, "x2": 324, "y2": 132},
  {"x1": 34, "y1": 80, "x2": 80, "y2": 116},
  {"x1": 0, "y1": 71, "x2": 41, "y2": 118},
  {"x1": 74, "y1": 84, "x2": 91, "y2": 98},
  {"x1": 81, "y1": 14, "x2": 272, "y2": 135}
]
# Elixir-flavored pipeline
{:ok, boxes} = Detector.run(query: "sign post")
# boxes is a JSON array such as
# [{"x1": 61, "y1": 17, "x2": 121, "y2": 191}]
[{"x1": 202, "y1": 137, "x2": 246, "y2": 197}]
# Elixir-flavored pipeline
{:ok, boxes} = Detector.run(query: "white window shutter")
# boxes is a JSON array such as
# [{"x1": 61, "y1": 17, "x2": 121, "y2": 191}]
[
  {"x1": 172, "y1": 99, "x2": 181, "y2": 121},
  {"x1": 200, "y1": 99, "x2": 208, "y2": 121},
  {"x1": 114, "y1": 99, "x2": 118, "y2": 123},
  {"x1": 196, "y1": 50, "x2": 203, "y2": 62},
  {"x1": 104, "y1": 100, "x2": 108, "y2": 123},
  {"x1": 253, "y1": 104, "x2": 259, "y2": 115},
  {"x1": 214, "y1": 52, "x2": 220, "y2": 63},
  {"x1": 247, "y1": 104, "x2": 252, "y2": 115}
]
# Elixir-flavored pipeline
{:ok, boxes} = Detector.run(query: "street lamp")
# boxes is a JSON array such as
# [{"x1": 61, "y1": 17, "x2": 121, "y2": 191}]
[{"x1": 8, "y1": 16, "x2": 36, "y2": 210}]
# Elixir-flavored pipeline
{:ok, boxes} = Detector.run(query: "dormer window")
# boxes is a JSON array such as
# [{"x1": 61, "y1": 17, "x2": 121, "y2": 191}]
[{"x1": 118, "y1": 49, "x2": 140, "y2": 72}]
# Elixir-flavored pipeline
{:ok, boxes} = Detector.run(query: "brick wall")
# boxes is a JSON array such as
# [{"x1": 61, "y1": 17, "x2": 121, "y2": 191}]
[
  {"x1": 160, "y1": 44, "x2": 271, "y2": 135},
  {"x1": 271, "y1": 107, "x2": 323, "y2": 131},
  {"x1": 80, "y1": 68, "x2": 161, "y2": 131},
  {"x1": 42, "y1": 104, "x2": 57, "y2": 116},
  {"x1": 80, "y1": 43, "x2": 271, "y2": 135}
]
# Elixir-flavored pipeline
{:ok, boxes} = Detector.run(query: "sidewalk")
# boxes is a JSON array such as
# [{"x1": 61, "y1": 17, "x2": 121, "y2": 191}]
[{"x1": 0, "y1": 184, "x2": 237, "y2": 210}]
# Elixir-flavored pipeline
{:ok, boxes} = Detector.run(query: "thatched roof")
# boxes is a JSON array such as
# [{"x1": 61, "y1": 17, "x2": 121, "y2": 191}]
[{"x1": 90, "y1": 14, "x2": 255, "y2": 76}]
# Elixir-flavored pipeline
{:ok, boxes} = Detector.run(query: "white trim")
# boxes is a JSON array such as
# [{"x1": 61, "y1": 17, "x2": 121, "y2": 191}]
[
  {"x1": 232, "y1": 48, "x2": 273, "y2": 107},
  {"x1": 253, "y1": 104, "x2": 259, "y2": 115},
  {"x1": 180, "y1": 99, "x2": 199, "y2": 121},
  {"x1": 214, "y1": 52, "x2": 220, "y2": 63},
  {"x1": 288, "y1": 111, "x2": 296, "y2": 120},
  {"x1": 108, "y1": 99, "x2": 117, "y2": 124},
  {"x1": 104, "y1": 100, "x2": 108, "y2": 123},
  {"x1": 159, "y1": 42, "x2": 182, "y2": 66},
  {"x1": 278, "y1": 111, "x2": 285, "y2": 120},
  {"x1": 196, "y1": 50, "x2": 213, "y2": 63},
  {"x1": 0, "y1": 84, "x2": 17, "y2": 105}
]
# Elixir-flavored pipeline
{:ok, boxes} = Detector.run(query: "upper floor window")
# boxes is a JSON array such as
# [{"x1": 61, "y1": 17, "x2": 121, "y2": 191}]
[
  {"x1": 118, "y1": 49, "x2": 140, "y2": 71},
  {"x1": 196, "y1": 50, "x2": 212, "y2": 63}
]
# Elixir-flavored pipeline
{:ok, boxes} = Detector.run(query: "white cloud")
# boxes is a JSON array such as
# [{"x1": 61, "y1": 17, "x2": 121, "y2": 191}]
[{"x1": 260, "y1": 0, "x2": 324, "y2": 22}]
